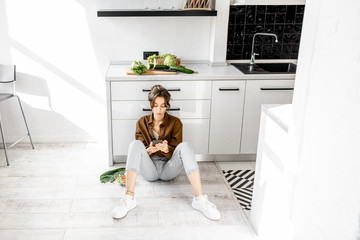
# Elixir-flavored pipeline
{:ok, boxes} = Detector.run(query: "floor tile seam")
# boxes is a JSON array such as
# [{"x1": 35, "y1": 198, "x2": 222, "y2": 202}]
[
  {"x1": 60, "y1": 224, "x2": 250, "y2": 230},
  {"x1": 0, "y1": 223, "x2": 247, "y2": 229},
  {"x1": 0, "y1": 196, "x2": 200, "y2": 200},
  {"x1": 1, "y1": 223, "x2": 246, "y2": 229},
  {"x1": 0, "y1": 228, "x2": 67, "y2": 231},
  {"x1": 0, "y1": 208, "x2": 242, "y2": 214}
]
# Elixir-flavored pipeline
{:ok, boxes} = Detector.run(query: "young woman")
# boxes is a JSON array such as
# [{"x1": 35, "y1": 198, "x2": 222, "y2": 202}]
[{"x1": 112, "y1": 85, "x2": 221, "y2": 221}]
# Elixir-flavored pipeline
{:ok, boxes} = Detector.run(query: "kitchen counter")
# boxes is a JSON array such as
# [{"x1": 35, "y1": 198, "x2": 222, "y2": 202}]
[{"x1": 105, "y1": 63, "x2": 296, "y2": 81}]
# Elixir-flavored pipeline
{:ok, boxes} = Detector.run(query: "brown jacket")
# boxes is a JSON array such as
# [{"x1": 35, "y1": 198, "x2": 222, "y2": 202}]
[{"x1": 135, "y1": 112, "x2": 183, "y2": 159}]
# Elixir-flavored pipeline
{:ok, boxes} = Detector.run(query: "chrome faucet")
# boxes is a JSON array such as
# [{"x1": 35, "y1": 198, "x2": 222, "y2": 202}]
[{"x1": 250, "y1": 33, "x2": 279, "y2": 65}]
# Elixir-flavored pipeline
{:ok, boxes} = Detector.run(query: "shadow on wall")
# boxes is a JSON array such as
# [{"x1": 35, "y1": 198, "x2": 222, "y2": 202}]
[
  {"x1": 16, "y1": 72, "x2": 54, "y2": 111},
  {"x1": 0, "y1": 0, "x2": 107, "y2": 142},
  {"x1": 0, "y1": 70, "x2": 89, "y2": 141},
  {"x1": 0, "y1": 38, "x2": 99, "y2": 141},
  {"x1": 10, "y1": 39, "x2": 105, "y2": 107}
]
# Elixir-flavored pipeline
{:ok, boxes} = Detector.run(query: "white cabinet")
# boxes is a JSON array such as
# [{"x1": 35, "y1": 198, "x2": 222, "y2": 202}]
[
  {"x1": 112, "y1": 119, "x2": 210, "y2": 156},
  {"x1": 240, "y1": 80, "x2": 295, "y2": 154},
  {"x1": 109, "y1": 81, "x2": 212, "y2": 163},
  {"x1": 112, "y1": 119, "x2": 137, "y2": 156},
  {"x1": 107, "y1": 77, "x2": 295, "y2": 164},
  {"x1": 209, "y1": 81, "x2": 246, "y2": 154},
  {"x1": 182, "y1": 119, "x2": 210, "y2": 154}
]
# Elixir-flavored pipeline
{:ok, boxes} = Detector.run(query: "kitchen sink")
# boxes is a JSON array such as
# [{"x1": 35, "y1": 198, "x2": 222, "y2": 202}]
[{"x1": 232, "y1": 62, "x2": 297, "y2": 74}]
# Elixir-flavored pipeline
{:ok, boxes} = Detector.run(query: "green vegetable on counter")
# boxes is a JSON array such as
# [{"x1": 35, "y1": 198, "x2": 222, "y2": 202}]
[
  {"x1": 170, "y1": 66, "x2": 196, "y2": 74},
  {"x1": 159, "y1": 53, "x2": 172, "y2": 58},
  {"x1": 164, "y1": 55, "x2": 176, "y2": 67},
  {"x1": 130, "y1": 60, "x2": 147, "y2": 75},
  {"x1": 154, "y1": 64, "x2": 170, "y2": 69},
  {"x1": 147, "y1": 54, "x2": 159, "y2": 67}
]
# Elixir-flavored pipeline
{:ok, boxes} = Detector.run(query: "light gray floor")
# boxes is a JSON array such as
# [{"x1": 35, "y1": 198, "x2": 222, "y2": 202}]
[
  {"x1": 218, "y1": 161, "x2": 256, "y2": 171},
  {"x1": 0, "y1": 143, "x2": 255, "y2": 240}
]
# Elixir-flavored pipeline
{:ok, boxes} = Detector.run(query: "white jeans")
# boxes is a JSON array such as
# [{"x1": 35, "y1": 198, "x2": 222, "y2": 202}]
[{"x1": 125, "y1": 140, "x2": 199, "y2": 181}]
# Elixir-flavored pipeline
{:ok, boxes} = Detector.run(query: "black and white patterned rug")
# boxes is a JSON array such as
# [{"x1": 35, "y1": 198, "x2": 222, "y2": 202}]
[{"x1": 222, "y1": 169, "x2": 255, "y2": 210}]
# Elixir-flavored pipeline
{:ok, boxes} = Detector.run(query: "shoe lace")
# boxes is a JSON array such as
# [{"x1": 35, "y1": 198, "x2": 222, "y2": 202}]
[
  {"x1": 118, "y1": 195, "x2": 131, "y2": 207},
  {"x1": 201, "y1": 195, "x2": 217, "y2": 209}
]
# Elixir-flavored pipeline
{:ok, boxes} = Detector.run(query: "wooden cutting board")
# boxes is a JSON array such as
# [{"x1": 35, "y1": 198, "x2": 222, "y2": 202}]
[{"x1": 126, "y1": 68, "x2": 177, "y2": 75}]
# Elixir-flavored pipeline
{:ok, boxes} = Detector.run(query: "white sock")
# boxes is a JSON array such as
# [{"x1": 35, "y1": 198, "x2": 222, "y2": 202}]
[{"x1": 195, "y1": 195, "x2": 204, "y2": 200}]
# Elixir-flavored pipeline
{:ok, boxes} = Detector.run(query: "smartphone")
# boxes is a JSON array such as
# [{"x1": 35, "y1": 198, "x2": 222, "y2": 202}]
[{"x1": 152, "y1": 140, "x2": 163, "y2": 146}]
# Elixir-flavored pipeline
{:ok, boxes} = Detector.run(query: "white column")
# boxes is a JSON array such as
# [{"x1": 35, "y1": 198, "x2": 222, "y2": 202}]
[{"x1": 209, "y1": 0, "x2": 230, "y2": 66}]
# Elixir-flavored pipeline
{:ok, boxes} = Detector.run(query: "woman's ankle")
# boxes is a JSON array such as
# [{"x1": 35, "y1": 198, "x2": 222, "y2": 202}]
[{"x1": 125, "y1": 189, "x2": 135, "y2": 197}]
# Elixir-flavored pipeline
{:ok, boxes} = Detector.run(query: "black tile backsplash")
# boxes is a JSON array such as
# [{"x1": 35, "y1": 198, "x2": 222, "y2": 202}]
[{"x1": 227, "y1": 5, "x2": 305, "y2": 60}]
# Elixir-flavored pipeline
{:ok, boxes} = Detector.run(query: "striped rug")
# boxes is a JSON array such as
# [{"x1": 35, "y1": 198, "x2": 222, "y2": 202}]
[{"x1": 222, "y1": 169, "x2": 255, "y2": 210}]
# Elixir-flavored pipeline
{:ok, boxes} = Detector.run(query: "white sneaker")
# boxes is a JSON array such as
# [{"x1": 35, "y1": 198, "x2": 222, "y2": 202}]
[
  {"x1": 191, "y1": 194, "x2": 221, "y2": 220},
  {"x1": 112, "y1": 194, "x2": 137, "y2": 219}
]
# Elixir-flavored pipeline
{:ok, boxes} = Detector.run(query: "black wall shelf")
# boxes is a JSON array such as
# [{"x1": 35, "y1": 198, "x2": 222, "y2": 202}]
[{"x1": 97, "y1": 9, "x2": 217, "y2": 17}]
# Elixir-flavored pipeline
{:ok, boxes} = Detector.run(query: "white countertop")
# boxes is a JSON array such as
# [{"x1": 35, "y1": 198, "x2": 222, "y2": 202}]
[{"x1": 105, "y1": 63, "x2": 296, "y2": 81}]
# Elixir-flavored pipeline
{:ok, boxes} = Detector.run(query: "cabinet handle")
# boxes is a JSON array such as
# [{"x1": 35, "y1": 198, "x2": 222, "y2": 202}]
[
  {"x1": 260, "y1": 87, "x2": 294, "y2": 91},
  {"x1": 219, "y1": 88, "x2": 240, "y2": 91},
  {"x1": 142, "y1": 88, "x2": 181, "y2": 92},
  {"x1": 142, "y1": 108, "x2": 181, "y2": 111}
]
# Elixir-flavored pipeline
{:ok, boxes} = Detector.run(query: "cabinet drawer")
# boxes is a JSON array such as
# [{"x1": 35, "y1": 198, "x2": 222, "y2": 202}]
[
  {"x1": 111, "y1": 81, "x2": 211, "y2": 100},
  {"x1": 240, "y1": 80, "x2": 294, "y2": 154},
  {"x1": 112, "y1": 100, "x2": 211, "y2": 120},
  {"x1": 112, "y1": 119, "x2": 209, "y2": 155}
]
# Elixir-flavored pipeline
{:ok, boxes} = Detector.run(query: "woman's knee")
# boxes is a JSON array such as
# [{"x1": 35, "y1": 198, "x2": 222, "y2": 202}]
[
  {"x1": 126, "y1": 140, "x2": 145, "y2": 168},
  {"x1": 141, "y1": 173, "x2": 159, "y2": 182},
  {"x1": 160, "y1": 175, "x2": 176, "y2": 181},
  {"x1": 176, "y1": 142, "x2": 193, "y2": 151},
  {"x1": 129, "y1": 140, "x2": 145, "y2": 150}
]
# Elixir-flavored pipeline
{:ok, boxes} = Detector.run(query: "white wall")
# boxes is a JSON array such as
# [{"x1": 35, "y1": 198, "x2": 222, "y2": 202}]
[
  {"x1": 291, "y1": 0, "x2": 360, "y2": 239},
  {"x1": 0, "y1": 0, "x2": 306, "y2": 143},
  {"x1": 0, "y1": 0, "x2": 214, "y2": 143}
]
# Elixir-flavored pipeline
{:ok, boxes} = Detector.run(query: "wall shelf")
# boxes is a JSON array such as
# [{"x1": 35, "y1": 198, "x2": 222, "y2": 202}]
[{"x1": 97, "y1": 9, "x2": 217, "y2": 17}]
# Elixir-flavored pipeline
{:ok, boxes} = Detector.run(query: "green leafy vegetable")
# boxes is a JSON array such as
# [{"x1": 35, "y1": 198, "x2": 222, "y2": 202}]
[
  {"x1": 147, "y1": 54, "x2": 159, "y2": 66},
  {"x1": 164, "y1": 55, "x2": 175, "y2": 67},
  {"x1": 100, "y1": 167, "x2": 126, "y2": 183},
  {"x1": 160, "y1": 53, "x2": 172, "y2": 58},
  {"x1": 130, "y1": 60, "x2": 147, "y2": 75}
]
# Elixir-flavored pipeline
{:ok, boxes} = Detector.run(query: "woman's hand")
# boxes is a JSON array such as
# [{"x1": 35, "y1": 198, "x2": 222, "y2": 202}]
[
  {"x1": 147, "y1": 140, "x2": 169, "y2": 155},
  {"x1": 155, "y1": 140, "x2": 169, "y2": 153},
  {"x1": 146, "y1": 142, "x2": 158, "y2": 155}
]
